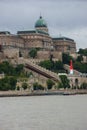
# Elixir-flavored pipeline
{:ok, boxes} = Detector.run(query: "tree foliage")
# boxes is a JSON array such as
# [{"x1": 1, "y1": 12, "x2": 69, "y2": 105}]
[
  {"x1": 53, "y1": 61, "x2": 63, "y2": 70},
  {"x1": 76, "y1": 55, "x2": 83, "y2": 62},
  {"x1": 57, "y1": 82, "x2": 64, "y2": 89},
  {"x1": 39, "y1": 60, "x2": 64, "y2": 72},
  {"x1": 15, "y1": 64, "x2": 24, "y2": 75},
  {"x1": 29, "y1": 48, "x2": 37, "y2": 58},
  {"x1": 78, "y1": 48, "x2": 87, "y2": 56},
  {"x1": 0, "y1": 61, "x2": 24, "y2": 76},
  {"x1": 0, "y1": 76, "x2": 17, "y2": 91},
  {"x1": 39, "y1": 60, "x2": 53, "y2": 70},
  {"x1": 33, "y1": 82, "x2": 44, "y2": 90},
  {"x1": 59, "y1": 75, "x2": 70, "y2": 89},
  {"x1": 46, "y1": 79, "x2": 55, "y2": 89},
  {"x1": 62, "y1": 53, "x2": 87, "y2": 73},
  {"x1": 62, "y1": 53, "x2": 74, "y2": 64},
  {"x1": 80, "y1": 82, "x2": 87, "y2": 89},
  {"x1": 22, "y1": 82, "x2": 28, "y2": 90},
  {"x1": 74, "y1": 62, "x2": 87, "y2": 73},
  {"x1": 0, "y1": 61, "x2": 28, "y2": 91}
]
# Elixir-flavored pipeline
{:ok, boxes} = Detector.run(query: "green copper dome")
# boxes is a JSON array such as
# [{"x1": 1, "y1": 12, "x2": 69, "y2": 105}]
[{"x1": 35, "y1": 16, "x2": 47, "y2": 28}]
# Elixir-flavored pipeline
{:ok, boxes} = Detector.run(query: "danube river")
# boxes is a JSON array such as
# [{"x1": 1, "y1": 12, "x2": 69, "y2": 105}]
[{"x1": 0, "y1": 95, "x2": 87, "y2": 130}]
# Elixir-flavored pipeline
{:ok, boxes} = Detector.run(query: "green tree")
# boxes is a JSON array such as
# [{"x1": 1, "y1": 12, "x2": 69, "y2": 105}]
[
  {"x1": 29, "y1": 48, "x2": 37, "y2": 58},
  {"x1": 39, "y1": 60, "x2": 65, "y2": 72},
  {"x1": 46, "y1": 79, "x2": 55, "y2": 89},
  {"x1": 22, "y1": 82, "x2": 28, "y2": 90},
  {"x1": 77, "y1": 55, "x2": 83, "y2": 62},
  {"x1": 54, "y1": 61, "x2": 64, "y2": 70},
  {"x1": 62, "y1": 53, "x2": 74, "y2": 65},
  {"x1": 0, "y1": 61, "x2": 24, "y2": 76},
  {"x1": 78, "y1": 48, "x2": 87, "y2": 56},
  {"x1": 58, "y1": 82, "x2": 64, "y2": 89},
  {"x1": 15, "y1": 64, "x2": 24, "y2": 75},
  {"x1": 0, "y1": 76, "x2": 17, "y2": 91},
  {"x1": 33, "y1": 82, "x2": 44, "y2": 90},
  {"x1": 74, "y1": 62, "x2": 87, "y2": 73},
  {"x1": 39, "y1": 60, "x2": 53, "y2": 70},
  {"x1": 9, "y1": 77, "x2": 17, "y2": 90},
  {"x1": 0, "y1": 61, "x2": 13, "y2": 74},
  {"x1": 80, "y1": 82, "x2": 87, "y2": 89},
  {"x1": 59, "y1": 75, "x2": 70, "y2": 89}
]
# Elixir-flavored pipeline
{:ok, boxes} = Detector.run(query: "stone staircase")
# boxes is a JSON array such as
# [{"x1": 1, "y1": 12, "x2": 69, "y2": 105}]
[
  {"x1": 25, "y1": 59, "x2": 60, "y2": 82},
  {"x1": 17, "y1": 58, "x2": 60, "y2": 82},
  {"x1": 27, "y1": 58, "x2": 58, "y2": 64}
]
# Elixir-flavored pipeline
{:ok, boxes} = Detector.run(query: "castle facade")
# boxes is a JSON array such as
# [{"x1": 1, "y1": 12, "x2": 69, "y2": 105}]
[{"x1": 0, "y1": 16, "x2": 76, "y2": 60}]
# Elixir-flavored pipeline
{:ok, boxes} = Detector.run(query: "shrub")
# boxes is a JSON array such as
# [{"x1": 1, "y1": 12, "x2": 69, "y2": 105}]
[
  {"x1": 46, "y1": 79, "x2": 55, "y2": 89},
  {"x1": 0, "y1": 76, "x2": 17, "y2": 91},
  {"x1": 29, "y1": 48, "x2": 37, "y2": 58},
  {"x1": 22, "y1": 82, "x2": 28, "y2": 90},
  {"x1": 80, "y1": 82, "x2": 87, "y2": 89},
  {"x1": 33, "y1": 82, "x2": 44, "y2": 90},
  {"x1": 59, "y1": 75, "x2": 70, "y2": 89},
  {"x1": 58, "y1": 82, "x2": 64, "y2": 89},
  {"x1": 62, "y1": 53, "x2": 74, "y2": 65}
]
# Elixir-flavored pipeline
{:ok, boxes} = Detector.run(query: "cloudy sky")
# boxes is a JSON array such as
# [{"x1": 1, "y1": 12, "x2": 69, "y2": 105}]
[{"x1": 0, "y1": 0, "x2": 87, "y2": 50}]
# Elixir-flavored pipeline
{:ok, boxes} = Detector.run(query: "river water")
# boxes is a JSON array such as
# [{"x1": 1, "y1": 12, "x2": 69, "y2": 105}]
[{"x1": 0, "y1": 95, "x2": 87, "y2": 130}]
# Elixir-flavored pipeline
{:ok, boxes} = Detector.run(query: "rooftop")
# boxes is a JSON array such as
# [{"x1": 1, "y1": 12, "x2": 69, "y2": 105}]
[
  {"x1": 0, "y1": 31, "x2": 10, "y2": 35},
  {"x1": 52, "y1": 36, "x2": 74, "y2": 42},
  {"x1": 17, "y1": 30, "x2": 49, "y2": 36}
]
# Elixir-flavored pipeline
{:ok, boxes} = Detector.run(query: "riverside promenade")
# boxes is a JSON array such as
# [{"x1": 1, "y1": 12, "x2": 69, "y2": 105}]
[{"x1": 0, "y1": 90, "x2": 87, "y2": 97}]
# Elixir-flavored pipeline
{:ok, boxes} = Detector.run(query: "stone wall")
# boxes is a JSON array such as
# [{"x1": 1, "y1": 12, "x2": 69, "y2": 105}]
[
  {"x1": 51, "y1": 51, "x2": 62, "y2": 61},
  {"x1": 24, "y1": 68, "x2": 48, "y2": 88},
  {"x1": 53, "y1": 40, "x2": 76, "y2": 53},
  {"x1": 70, "y1": 53, "x2": 78, "y2": 60},
  {"x1": 37, "y1": 51, "x2": 62, "y2": 61},
  {"x1": 0, "y1": 35, "x2": 24, "y2": 48},
  {"x1": 3, "y1": 48, "x2": 19, "y2": 58},
  {"x1": 37, "y1": 51, "x2": 50, "y2": 59},
  {"x1": 68, "y1": 75, "x2": 87, "y2": 87}
]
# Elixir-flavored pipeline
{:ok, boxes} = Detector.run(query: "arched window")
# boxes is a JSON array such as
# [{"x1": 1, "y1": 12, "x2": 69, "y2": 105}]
[{"x1": 75, "y1": 78, "x2": 78, "y2": 86}]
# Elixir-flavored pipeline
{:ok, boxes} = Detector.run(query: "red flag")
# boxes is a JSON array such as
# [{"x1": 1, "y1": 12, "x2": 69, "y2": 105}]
[
  {"x1": 70, "y1": 60, "x2": 73, "y2": 69},
  {"x1": 70, "y1": 60, "x2": 73, "y2": 74}
]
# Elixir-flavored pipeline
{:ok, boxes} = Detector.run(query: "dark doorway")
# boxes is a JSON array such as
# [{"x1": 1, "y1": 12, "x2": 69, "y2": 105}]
[{"x1": 75, "y1": 78, "x2": 79, "y2": 87}]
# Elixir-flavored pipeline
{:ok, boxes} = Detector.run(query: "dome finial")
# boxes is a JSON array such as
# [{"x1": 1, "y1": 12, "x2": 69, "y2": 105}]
[{"x1": 40, "y1": 12, "x2": 42, "y2": 19}]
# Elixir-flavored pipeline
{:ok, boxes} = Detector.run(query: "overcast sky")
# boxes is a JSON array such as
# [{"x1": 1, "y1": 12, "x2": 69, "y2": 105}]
[{"x1": 0, "y1": 0, "x2": 87, "y2": 50}]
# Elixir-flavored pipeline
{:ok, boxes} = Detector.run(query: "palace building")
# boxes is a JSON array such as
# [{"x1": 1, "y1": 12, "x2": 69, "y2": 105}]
[{"x1": 0, "y1": 16, "x2": 76, "y2": 60}]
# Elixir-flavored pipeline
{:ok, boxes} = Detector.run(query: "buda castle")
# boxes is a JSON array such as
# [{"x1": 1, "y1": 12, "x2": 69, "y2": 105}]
[{"x1": 0, "y1": 16, "x2": 76, "y2": 60}]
